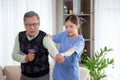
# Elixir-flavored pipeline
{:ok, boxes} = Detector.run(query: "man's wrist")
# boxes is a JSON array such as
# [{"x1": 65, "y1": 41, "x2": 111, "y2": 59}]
[{"x1": 25, "y1": 55, "x2": 29, "y2": 62}]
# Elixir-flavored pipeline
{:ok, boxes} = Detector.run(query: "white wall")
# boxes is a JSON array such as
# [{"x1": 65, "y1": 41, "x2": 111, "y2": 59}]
[
  {"x1": 95, "y1": 0, "x2": 120, "y2": 80},
  {"x1": 0, "y1": 0, "x2": 56, "y2": 66}
]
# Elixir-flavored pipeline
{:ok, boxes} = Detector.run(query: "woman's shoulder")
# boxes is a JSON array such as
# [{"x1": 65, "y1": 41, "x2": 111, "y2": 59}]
[
  {"x1": 56, "y1": 31, "x2": 67, "y2": 37},
  {"x1": 77, "y1": 35, "x2": 85, "y2": 41},
  {"x1": 59, "y1": 31, "x2": 67, "y2": 35}
]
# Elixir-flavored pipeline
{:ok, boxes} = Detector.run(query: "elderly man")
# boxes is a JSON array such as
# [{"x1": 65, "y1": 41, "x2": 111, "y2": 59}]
[{"x1": 12, "y1": 11, "x2": 60, "y2": 80}]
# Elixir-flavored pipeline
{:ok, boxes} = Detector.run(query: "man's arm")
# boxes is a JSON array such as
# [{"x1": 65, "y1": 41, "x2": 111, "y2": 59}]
[
  {"x1": 43, "y1": 36, "x2": 59, "y2": 58},
  {"x1": 12, "y1": 35, "x2": 27, "y2": 63}
]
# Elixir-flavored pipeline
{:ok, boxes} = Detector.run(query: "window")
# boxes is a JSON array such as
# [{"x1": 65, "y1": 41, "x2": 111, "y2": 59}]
[
  {"x1": 0, "y1": 0, "x2": 55, "y2": 66},
  {"x1": 95, "y1": 0, "x2": 120, "y2": 80}
]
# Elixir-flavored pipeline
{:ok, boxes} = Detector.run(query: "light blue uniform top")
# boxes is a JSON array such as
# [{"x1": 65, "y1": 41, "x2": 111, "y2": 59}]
[{"x1": 52, "y1": 31, "x2": 85, "y2": 80}]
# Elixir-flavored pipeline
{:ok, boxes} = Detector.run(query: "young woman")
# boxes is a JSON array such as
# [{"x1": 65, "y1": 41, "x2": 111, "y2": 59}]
[{"x1": 52, "y1": 14, "x2": 85, "y2": 80}]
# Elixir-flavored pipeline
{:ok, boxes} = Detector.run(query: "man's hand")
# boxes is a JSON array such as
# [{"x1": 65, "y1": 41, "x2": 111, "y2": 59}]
[
  {"x1": 54, "y1": 54, "x2": 65, "y2": 64},
  {"x1": 25, "y1": 54, "x2": 35, "y2": 62}
]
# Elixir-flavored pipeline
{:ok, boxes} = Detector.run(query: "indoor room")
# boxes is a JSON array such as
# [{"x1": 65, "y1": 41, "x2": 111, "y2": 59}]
[{"x1": 0, "y1": 0, "x2": 120, "y2": 80}]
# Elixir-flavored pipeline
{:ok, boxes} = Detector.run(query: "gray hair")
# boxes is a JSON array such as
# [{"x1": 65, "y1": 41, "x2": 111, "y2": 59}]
[{"x1": 23, "y1": 11, "x2": 40, "y2": 21}]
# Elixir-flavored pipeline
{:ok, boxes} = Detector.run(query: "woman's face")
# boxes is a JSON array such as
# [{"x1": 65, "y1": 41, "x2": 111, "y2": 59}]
[
  {"x1": 24, "y1": 16, "x2": 40, "y2": 37},
  {"x1": 65, "y1": 20, "x2": 78, "y2": 38}
]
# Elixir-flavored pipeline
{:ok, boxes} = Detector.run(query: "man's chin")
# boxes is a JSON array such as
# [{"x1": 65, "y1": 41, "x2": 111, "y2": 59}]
[{"x1": 28, "y1": 33, "x2": 36, "y2": 37}]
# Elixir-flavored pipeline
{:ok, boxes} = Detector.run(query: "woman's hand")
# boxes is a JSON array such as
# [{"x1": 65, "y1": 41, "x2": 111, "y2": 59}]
[{"x1": 46, "y1": 34, "x2": 53, "y2": 39}]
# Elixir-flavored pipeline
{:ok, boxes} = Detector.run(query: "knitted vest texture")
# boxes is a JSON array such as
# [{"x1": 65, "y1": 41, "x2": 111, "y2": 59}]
[{"x1": 19, "y1": 30, "x2": 49, "y2": 78}]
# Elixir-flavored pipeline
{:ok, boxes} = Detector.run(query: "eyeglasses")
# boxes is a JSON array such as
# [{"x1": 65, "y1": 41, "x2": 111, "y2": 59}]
[{"x1": 25, "y1": 22, "x2": 40, "y2": 27}]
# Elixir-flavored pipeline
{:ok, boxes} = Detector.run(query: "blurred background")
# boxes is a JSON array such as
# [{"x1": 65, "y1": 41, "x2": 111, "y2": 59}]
[{"x1": 0, "y1": 0, "x2": 120, "y2": 80}]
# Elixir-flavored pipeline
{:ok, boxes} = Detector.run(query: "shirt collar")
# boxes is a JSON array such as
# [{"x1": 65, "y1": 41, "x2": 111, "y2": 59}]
[{"x1": 26, "y1": 31, "x2": 39, "y2": 41}]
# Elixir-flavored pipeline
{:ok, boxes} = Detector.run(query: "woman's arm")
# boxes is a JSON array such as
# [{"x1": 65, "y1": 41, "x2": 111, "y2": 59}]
[{"x1": 60, "y1": 47, "x2": 75, "y2": 57}]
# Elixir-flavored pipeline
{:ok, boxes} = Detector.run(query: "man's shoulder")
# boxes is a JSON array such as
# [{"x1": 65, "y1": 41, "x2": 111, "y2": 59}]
[
  {"x1": 35, "y1": 30, "x2": 46, "y2": 41},
  {"x1": 39, "y1": 30, "x2": 46, "y2": 36},
  {"x1": 39, "y1": 30, "x2": 46, "y2": 34}
]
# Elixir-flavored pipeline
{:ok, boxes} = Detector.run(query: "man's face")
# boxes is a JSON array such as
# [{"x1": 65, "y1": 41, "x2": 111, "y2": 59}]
[{"x1": 24, "y1": 16, "x2": 40, "y2": 37}]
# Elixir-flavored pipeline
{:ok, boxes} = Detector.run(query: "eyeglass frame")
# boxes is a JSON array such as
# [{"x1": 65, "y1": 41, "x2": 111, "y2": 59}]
[{"x1": 24, "y1": 22, "x2": 40, "y2": 27}]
